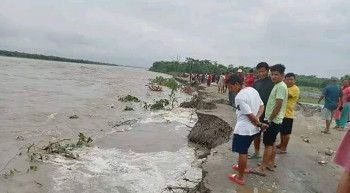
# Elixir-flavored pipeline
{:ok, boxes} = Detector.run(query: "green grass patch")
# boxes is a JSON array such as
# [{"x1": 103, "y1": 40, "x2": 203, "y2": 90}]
[
  {"x1": 299, "y1": 86, "x2": 322, "y2": 93},
  {"x1": 299, "y1": 97, "x2": 323, "y2": 105}
]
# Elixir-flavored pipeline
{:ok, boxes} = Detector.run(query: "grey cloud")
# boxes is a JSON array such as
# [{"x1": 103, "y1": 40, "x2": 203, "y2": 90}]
[{"x1": 0, "y1": 0, "x2": 349, "y2": 77}]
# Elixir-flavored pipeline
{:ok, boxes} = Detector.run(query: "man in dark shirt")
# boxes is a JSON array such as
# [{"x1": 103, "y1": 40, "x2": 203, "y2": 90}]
[
  {"x1": 248, "y1": 62, "x2": 275, "y2": 159},
  {"x1": 318, "y1": 77, "x2": 342, "y2": 134}
]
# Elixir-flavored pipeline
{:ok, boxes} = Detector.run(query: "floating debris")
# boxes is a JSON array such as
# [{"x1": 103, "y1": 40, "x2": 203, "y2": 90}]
[
  {"x1": 16, "y1": 136, "x2": 24, "y2": 141},
  {"x1": 69, "y1": 115, "x2": 79, "y2": 119},
  {"x1": 124, "y1": 106, "x2": 134, "y2": 111},
  {"x1": 108, "y1": 119, "x2": 138, "y2": 128},
  {"x1": 148, "y1": 85, "x2": 163, "y2": 92},
  {"x1": 150, "y1": 99, "x2": 170, "y2": 110},
  {"x1": 118, "y1": 95, "x2": 140, "y2": 103}
]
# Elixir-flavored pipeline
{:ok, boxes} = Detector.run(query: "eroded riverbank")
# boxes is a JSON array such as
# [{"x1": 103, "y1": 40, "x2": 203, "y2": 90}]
[{"x1": 186, "y1": 82, "x2": 345, "y2": 193}]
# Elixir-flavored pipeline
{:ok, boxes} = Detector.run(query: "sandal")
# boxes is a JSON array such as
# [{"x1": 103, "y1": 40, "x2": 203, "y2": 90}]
[
  {"x1": 228, "y1": 174, "x2": 245, "y2": 185},
  {"x1": 248, "y1": 153, "x2": 261, "y2": 159},
  {"x1": 232, "y1": 165, "x2": 250, "y2": 174},
  {"x1": 276, "y1": 150, "x2": 287, "y2": 154},
  {"x1": 249, "y1": 169, "x2": 266, "y2": 177},
  {"x1": 266, "y1": 167, "x2": 275, "y2": 172},
  {"x1": 321, "y1": 130, "x2": 331, "y2": 134},
  {"x1": 258, "y1": 162, "x2": 277, "y2": 168}
]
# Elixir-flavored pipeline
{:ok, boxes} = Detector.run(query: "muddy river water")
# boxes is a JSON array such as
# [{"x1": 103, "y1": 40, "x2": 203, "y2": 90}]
[{"x1": 0, "y1": 56, "x2": 201, "y2": 193}]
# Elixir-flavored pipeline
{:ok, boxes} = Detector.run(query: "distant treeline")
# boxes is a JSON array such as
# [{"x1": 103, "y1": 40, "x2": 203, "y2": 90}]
[
  {"x1": 0, "y1": 50, "x2": 118, "y2": 66},
  {"x1": 149, "y1": 58, "x2": 350, "y2": 89}
]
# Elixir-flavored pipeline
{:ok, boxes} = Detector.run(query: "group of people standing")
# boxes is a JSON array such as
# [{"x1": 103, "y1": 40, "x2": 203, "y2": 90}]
[
  {"x1": 225, "y1": 63, "x2": 300, "y2": 185},
  {"x1": 189, "y1": 73, "x2": 224, "y2": 87},
  {"x1": 223, "y1": 62, "x2": 350, "y2": 193}
]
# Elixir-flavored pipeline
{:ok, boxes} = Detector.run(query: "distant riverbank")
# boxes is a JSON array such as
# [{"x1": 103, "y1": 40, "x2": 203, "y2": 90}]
[{"x1": 0, "y1": 50, "x2": 119, "y2": 67}]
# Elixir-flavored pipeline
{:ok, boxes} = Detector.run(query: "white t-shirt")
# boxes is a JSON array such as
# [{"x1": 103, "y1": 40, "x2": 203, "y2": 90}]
[
  {"x1": 234, "y1": 87, "x2": 264, "y2": 136},
  {"x1": 218, "y1": 75, "x2": 225, "y2": 84}
]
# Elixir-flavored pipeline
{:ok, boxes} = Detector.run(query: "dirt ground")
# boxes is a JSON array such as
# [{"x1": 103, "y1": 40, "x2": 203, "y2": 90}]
[{"x1": 196, "y1": 84, "x2": 346, "y2": 193}]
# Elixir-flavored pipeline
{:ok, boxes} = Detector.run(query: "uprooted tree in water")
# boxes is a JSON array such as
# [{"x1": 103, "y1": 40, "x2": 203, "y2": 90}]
[{"x1": 29, "y1": 133, "x2": 93, "y2": 161}]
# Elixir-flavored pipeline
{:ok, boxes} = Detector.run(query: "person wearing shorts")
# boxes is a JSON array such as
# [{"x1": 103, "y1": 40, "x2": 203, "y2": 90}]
[
  {"x1": 249, "y1": 62, "x2": 274, "y2": 159},
  {"x1": 218, "y1": 73, "x2": 225, "y2": 93},
  {"x1": 257, "y1": 64, "x2": 288, "y2": 175},
  {"x1": 318, "y1": 76, "x2": 342, "y2": 134},
  {"x1": 226, "y1": 75, "x2": 267, "y2": 185},
  {"x1": 277, "y1": 73, "x2": 300, "y2": 154}
]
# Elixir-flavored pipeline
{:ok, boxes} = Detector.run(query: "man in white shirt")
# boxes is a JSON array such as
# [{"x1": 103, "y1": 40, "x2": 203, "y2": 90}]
[{"x1": 226, "y1": 75, "x2": 268, "y2": 185}]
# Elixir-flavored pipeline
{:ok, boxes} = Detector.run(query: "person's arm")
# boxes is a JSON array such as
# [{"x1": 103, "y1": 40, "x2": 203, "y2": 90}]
[
  {"x1": 268, "y1": 99, "x2": 283, "y2": 122},
  {"x1": 338, "y1": 97, "x2": 343, "y2": 110},
  {"x1": 247, "y1": 113, "x2": 260, "y2": 126},
  {"x1": 318, "y1": 96, "x2": 324, "y2": 104},
  {"x1": 247, "y1": 113, "x2": 269, "y2": 130},
  {"x1": 256, "y1": 104, "x2": 264, "y2": 120},
  {"x1": 339, "y1": 88, "x2": 343, "y2": 108},
  {"x1": 318, "y1": 87, "x2": 326, "y2": 104}
]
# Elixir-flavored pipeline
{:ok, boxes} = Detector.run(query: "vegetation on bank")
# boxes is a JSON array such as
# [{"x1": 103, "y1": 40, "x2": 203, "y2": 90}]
[
  {"x1": 149, "y1": 76, "x2": 180, "y2": 91},
  {"x1": 149, "y1": 58, "x2": 350, "y2": 90},
  {"x1": 0, "y1": 50, "x2": 117, "y2": 66}
]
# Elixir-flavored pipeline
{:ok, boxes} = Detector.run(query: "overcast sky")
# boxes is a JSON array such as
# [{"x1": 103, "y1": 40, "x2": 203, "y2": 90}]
[{"x1": 1, "y1": 0, "x2": 349, "y2": 77}]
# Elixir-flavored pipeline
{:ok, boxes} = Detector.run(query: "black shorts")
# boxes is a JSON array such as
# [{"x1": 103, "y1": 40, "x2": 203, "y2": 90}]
[
  {"x1": 280, "y1": 118, "x2": 294, "y2": 135},
  {"x1": 263, "y1": 122, "x2": 281, "y2": 146},
  {"x1": 232, "y1": 134, "x2": 257, "y2": 154}
]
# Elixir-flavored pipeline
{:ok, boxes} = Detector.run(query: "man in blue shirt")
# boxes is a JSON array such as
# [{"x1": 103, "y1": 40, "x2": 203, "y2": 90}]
[{"x1": 318, "y1": 77, "x2": 342, "y2": 134}]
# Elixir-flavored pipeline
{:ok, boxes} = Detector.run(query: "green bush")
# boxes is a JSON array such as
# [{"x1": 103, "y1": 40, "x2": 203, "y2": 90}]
[{"x1": 118, "y1": 95, "x2": 141, "y2": 102}]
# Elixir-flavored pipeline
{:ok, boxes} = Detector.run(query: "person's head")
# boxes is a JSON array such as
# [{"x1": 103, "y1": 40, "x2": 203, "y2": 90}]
[
  {"x1": 226, "y1": 75, "x2": 243, "y2": 94},
  {"x1": 248, "y1": 69, "x2": 254, "y2": 75},
  {"x1": 256, "y1": 62, "x2": 269, "y2": 79},
  {"x1": 342, "y1": 80, "x2": 349, "y2": 87},
  {"x1": 330, "y1": 76, "x2": 338, "y2": 84},
  {"x1": 237, "y1": 69, "x2": 243, "y2": 76},
  {"x1": 270, "y1": 64, "x2": 285, "y2": 83},
  {"x1": 222, "y1": 72, "x2": 225, "y2": 75},
  {"x1": 285, "y1": 73, "x2": 296, "y2": 87}
]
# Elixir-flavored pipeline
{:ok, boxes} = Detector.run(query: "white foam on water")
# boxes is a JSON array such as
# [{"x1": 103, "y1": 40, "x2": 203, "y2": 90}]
[
  {"x1": 140, "y1": 108, "x2": 197, "y2": 127},
  {"x1": 109, "y1": 125, "x2": 133, "y2": 133},
  {"x1": 49, "y1": 146, "x2": 202, "y2": 193}
]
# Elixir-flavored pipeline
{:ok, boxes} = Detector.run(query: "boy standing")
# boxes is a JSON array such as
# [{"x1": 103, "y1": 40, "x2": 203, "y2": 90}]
[
  {"x1": 226, "y1": 75, "x2": 268, "y2": 185},
  {"x1": 257, "y1": 64, "x2": 288, "y2": 174},
  {"x1": 277, "y1": 73, "x2": 300, "y2": 154}
]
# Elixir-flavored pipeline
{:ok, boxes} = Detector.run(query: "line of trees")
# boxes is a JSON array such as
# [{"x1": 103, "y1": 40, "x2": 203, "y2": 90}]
[
  {"x1": 0, "y1": 50, "x2": 118, "y2": 66},
  {"x1": 149, "y1": 57, "x2": 350, "y2": 89}
]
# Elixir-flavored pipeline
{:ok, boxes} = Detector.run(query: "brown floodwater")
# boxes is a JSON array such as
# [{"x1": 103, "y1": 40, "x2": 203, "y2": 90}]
[{"x1": 0, "y1": 56, "x2": 201, "y2": 193}]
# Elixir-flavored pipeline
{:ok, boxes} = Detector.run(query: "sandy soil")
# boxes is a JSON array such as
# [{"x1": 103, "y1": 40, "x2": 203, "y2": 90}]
[{"x1": 196, "y1": 84, "x2": 345, "y2": 193}]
